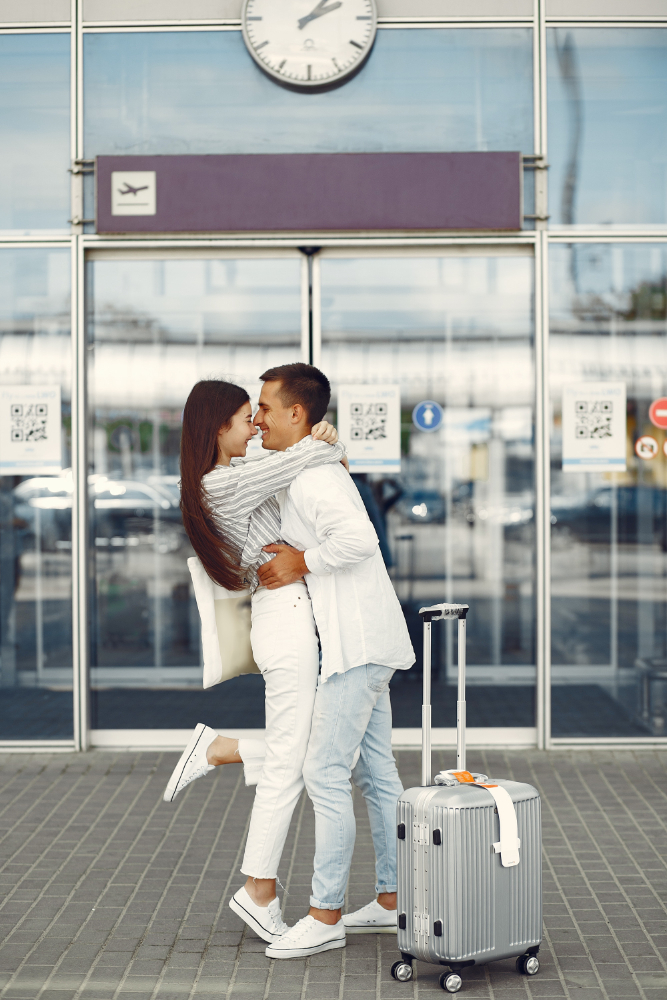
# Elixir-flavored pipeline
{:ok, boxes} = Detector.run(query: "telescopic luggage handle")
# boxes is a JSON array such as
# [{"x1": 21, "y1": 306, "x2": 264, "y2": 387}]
[{"x1": 418, "y1": 603, "x2": 469, "y2": 786}]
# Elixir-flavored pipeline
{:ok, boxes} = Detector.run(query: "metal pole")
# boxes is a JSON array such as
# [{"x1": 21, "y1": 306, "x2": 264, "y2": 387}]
[
  {"x1": 70, "y1": 0, "x2": 89, "y2": 750},
  {"x1": 535, "y1": 229, "x2": 551, "y2": 750},
  {"x1": 457, "y1": 616, "x2": 466, "y2": 771},
  {"x1": 152, "y1": 409, "x2": 162, "y2": 676},
  {"x1": 35, "y1": 506, "x2": 44, "y2": 684},
  {"x1": 422, "y1": 620, "x2": 432, "y2": 787}
]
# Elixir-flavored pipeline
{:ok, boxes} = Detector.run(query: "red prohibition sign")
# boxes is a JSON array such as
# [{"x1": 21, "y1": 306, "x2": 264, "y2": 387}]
[
  {"x1": 635, "y1": 435, "x2": 659, "y2": 460},
  {"x1": 649, "y1": 397, "x2": 667, "y2": 429}
]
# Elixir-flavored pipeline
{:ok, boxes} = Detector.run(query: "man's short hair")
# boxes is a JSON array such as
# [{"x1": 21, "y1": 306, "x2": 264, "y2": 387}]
[{"x1": 259, "y1": 363, "x2": 331, "y2": 425}]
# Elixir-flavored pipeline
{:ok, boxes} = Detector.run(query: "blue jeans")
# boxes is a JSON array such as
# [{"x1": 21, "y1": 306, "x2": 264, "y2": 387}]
[{"x1": 302, "y1": 663, "x2": 404, "y2": 910}]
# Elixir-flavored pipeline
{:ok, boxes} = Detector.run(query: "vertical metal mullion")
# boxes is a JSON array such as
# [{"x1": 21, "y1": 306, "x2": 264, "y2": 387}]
[
  {"x1": 70, "y1": 0, "x2": 89, "y2": 751},
  {"x1": 533, "y1": 0, "x2": 548, "y2": 229},
  {"x1": 533, "y1": 0, "x2": 551, "y2": 749},
  {"x1": 71, "y1": 236, "x2": 88, "y2": 751},
  {"x1": 533, "y1": 0, "x2": 547, "y2": 160},
  {"x1": 534, "y1": 230, "x2": 551, "y2": 751},
  {"x1": 300, "y1": 254, "x2": 310, "y2": 363},
  {"x1": 311, "y1": 255, "x2": 322, "y2": 369}
]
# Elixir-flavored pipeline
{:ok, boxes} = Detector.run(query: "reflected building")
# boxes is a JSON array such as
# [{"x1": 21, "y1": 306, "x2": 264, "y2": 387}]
[{"x1": 0, "y1": 1, "x2": 666, "y2": 750}]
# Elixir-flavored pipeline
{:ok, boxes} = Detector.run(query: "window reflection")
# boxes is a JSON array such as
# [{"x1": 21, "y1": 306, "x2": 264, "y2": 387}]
[
  {"x1": 548, "y1": 29, "x2": 667, "y2": 226},
  {"x1": 0, "y1": 34, "x2": 70, "y2": 231},
  {"x1": 87, "y1": 256, "x2": 303, "y2": 729},
  {"x1": 550, "y1": 244, "x2": 667, "y2": 736},
  {"x1": 0, "y1": 249, "x2": 72, "y2": 738},
  {"x1": 320, "y1": 254, "x2": 536, "y2": 730},
  {"x1": 84, "y1": 29, "x2": 533, "y2": 156}
]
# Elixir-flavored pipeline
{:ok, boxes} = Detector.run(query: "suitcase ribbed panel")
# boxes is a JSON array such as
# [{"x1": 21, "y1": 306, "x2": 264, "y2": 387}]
[
  {"x1": 509, "y1": 794, "x2": 542, "y2": 948},
  {"x1": 441, "y1": 802, "x2": 495, "y2": 960}
]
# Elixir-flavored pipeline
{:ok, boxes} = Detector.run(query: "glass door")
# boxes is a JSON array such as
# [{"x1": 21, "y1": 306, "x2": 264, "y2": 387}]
[
  {"x1": 550, "y1": 243, "x2": 667, "y2": 739},
  {"x1": 318, "y1": 250, "x2": 536, "y2": 734},
  {"x1": 0, "y1": 248, "x2": 73, "y2": 741},
  {"x1": 86, "y1": 253, "x2": 305, "y2": 731}
]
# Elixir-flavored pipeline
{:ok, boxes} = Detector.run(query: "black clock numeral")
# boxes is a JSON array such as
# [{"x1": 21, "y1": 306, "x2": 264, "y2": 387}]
[
  {"x1": 356, "y1": 15, "x2": 371, "y2": 18},
  {"x1": 332, "y1": 57, "x2": 340, "y2": 70},
  {"x1": 247, "y1": 15, "x2": 263, "y2": 19},
  {"x1": 278, "y1": 59, "x2": 286, "y2": 70},
  {"x1": 307, "y1": 65, "x2": 312, "y2": 80},
  {"x1": 350, "y1": 40, "x2": 363, "y2": 49},
  {"x1": 255, "y1": 40, "x2": 269, "y2": 50}
]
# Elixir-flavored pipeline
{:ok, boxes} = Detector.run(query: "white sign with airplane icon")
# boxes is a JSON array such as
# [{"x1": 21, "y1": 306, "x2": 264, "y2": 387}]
[{"x1": 111, "y1": 171, "x2": 156, "y2": 215}]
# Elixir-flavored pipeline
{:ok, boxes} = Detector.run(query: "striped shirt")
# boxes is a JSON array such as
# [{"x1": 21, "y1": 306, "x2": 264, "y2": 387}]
[{"x1": 202, "y1": 436, "x2": 345, "y2": 592}]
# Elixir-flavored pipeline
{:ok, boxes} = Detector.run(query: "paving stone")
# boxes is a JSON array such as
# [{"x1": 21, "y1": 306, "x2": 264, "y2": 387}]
[{"x1": 2, "y1": 749, "x2": 667, "y2": 999}]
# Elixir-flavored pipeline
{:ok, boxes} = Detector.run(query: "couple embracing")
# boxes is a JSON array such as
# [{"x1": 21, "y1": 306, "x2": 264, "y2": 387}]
[{"x1": 164, "y1": 363, "x2": 414, "y2": 959}]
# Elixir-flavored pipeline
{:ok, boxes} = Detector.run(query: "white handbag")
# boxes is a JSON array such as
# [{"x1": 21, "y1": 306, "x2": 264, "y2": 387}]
[{"x1": 187, "y1": 556, "x2": 260, "y2": 689}]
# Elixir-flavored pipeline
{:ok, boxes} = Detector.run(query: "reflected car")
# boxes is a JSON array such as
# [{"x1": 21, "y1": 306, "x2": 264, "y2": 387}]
[
  {"x1": 395, "y1": 489, "x2": 446, "y2": 524},
  {"x1": 13, "y1": 474, "x2": 75, "y2": 551},
  {"x1": 551, "y1": 486, "x2": 667, "y2": 549},
  {"x1": 13, "y1": 472, "x2": 184, "y2": 552},
  {"x1": 450, "y1": 482, "x2": 534, "y2": 529}
]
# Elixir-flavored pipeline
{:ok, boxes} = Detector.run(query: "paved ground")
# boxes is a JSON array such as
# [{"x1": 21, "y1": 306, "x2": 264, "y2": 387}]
[{"x1": 0, "y1": 749, "x2": 665, "y2": 1000}]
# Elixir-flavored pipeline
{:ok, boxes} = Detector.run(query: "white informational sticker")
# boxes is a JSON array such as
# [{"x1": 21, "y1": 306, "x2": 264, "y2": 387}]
[
  {"x1": 0, "y1": 384, "x2": 62, "y2": 476},
  {"x1": 111, "y1": 171, "x2": 157, "y2": 215},
  {"x1": 562, "y1": 382, "x2": 626, "y2": 473},
  {"x1": 337, "y1": 384, "x2": 401, "y2": 474}
]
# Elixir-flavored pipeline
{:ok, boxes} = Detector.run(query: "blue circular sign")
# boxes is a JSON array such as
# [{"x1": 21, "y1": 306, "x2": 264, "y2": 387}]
[{"x1": 412, "y1": 400, "x2": 444, "y2": 433}]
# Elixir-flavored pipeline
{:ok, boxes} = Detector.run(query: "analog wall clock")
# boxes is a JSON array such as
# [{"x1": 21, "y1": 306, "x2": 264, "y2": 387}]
[{"x1": 242, "y1": 0, "x2": 378, "y2": 91}]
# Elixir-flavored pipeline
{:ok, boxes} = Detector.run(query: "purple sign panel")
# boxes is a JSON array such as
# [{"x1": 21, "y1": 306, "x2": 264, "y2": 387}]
[{"x1": 96, "y1": 152, "x2": 522, "y2": 234}]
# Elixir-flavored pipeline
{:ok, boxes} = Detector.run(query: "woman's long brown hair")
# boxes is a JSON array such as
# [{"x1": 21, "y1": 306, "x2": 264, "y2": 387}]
[{"x1": 180, "y1": 379, "x2": 250, "y2": 591}]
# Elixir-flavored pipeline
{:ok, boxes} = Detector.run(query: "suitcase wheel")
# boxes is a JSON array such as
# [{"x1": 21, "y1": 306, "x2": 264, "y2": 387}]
[
  {"x1": 516, "y1": 955, "x2": 540, "y2": 976},
  {"x1": 391, "y1": 961, "x2": 413, "y2": 982},
  {"x1": 439, "y1": 972, "x2": 463, "y2": 993}
]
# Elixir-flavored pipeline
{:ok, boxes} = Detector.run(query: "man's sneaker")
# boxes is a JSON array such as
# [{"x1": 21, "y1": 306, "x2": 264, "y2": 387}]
[
  {"x1": 343, "y1": 899, "x2": 397, "y2": 934},
  {"x1": 229, "y1": 887, "x2": 288, "y2": 943},
  {"x1": 265, "y1": 915, "x2": 345, "y2": 959},
  {"x1": 163, "y1": 723, "x2": 217, "y2": 802}
]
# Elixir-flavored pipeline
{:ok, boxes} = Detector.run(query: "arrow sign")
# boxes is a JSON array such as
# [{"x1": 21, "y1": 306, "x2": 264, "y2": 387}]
[{"x1": 413, "y1": 400, "x2": 444, "y2": 433}]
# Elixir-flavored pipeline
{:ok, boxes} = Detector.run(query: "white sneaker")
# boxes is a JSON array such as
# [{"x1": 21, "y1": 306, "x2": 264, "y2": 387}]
[
  {"x1": 163, "y1": 723, "x2": 217, "y2": 802},
  {"x1": 343, "y1": 899, "x2": 397, "y2": 934},
  {"x1": 229, "y1": 887, "x2": 288, "y2": 943},
  {"x1": 265, "y1": 915, "x2": 346, "y2": 959}
]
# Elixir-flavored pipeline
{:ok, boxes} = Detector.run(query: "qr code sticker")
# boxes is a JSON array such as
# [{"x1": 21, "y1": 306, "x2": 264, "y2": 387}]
[
  {"x1": 350, "y1": 402, "x2": 387, "y2": 441},
  {"x1": 575, "y1": 400, "x2": 612, "y2": 439},
  {"x1": 10, "y1": 402, "x2": 48, "y2": 443}
]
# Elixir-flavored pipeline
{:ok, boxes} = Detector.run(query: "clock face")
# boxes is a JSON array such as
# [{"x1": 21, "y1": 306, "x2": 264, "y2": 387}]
[{"x1": 242, "y1": 0, "x2": 377, "y2": 90}]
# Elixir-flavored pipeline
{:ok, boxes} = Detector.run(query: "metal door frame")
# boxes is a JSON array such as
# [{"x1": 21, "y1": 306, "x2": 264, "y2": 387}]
[{"x1": 79, "y1": 237, "x2": 542, "y2": 754}]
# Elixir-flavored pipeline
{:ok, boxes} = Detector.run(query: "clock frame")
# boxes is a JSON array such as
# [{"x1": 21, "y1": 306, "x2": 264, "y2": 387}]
[{"x1": 241, "y1": 0, "x2": 378, "y2": 92}]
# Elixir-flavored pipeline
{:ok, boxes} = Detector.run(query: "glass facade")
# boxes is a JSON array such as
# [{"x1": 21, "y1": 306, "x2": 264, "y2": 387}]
[
  {"x1": 87, "y1": 256, "x2": 303, "y2": 728},
  {"x1": 548, "y1": 29, "x2": 667, "y2": 227},
  {"x1": 0, "y1": 249, "x2": 72, "y2": 738},
  {"x1": 84, "y1": 29, "x2": 534, "y2": 156},
  {"x1": 550, "y1": 244, "x2": 667, "y2": 737},
  {"x1": 0, "y1": 33, "x2": 70, "y2": 232},
  {"x1": 0, "y1": 5, "x2": 665, "y2": 748},
  {"x1": 320, "y1": 254, "x2": 536, "y2": 729}
]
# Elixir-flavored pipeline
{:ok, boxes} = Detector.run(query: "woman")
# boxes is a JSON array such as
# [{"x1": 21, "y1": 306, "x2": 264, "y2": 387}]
[{"x1": 163, "y1": 378, "x2": 344, "y2": 944}]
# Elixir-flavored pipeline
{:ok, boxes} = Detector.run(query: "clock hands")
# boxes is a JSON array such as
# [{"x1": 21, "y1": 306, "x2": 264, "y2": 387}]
[{"x1": 298, "y1": 0, "x2": 343, "y2": 30}]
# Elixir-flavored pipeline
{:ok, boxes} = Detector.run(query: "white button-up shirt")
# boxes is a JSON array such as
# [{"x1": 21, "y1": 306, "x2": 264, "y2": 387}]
[{"x1": 278, "y1": 463, "x2": 415, "y2": 682}]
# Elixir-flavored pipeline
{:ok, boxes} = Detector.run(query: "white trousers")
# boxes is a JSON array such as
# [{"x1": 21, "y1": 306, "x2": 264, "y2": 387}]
[{"x1": 237, "y1": 581, "x2": 319, "y2": 880}]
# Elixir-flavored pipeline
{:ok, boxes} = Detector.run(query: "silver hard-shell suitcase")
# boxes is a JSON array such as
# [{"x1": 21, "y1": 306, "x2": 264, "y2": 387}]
[{"x1": 392, "y1": 603, "x2": 542, "y2": 993}]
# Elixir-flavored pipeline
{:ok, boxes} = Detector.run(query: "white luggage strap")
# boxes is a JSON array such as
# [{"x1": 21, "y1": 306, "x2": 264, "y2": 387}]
[{"x1": 451, "y1": 770, "x2": 521, "y2": 868}]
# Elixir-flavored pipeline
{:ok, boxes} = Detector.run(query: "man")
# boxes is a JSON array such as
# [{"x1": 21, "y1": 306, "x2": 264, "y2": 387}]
[{"x1": 254, "y1": 363, "x2": 415, "y2": 960}]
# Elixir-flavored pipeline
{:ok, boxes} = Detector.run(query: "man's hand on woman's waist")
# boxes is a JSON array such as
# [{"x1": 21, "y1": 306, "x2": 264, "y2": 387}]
[{"x1": 257, "y1": 544, "x2": 308, "y2": 589}]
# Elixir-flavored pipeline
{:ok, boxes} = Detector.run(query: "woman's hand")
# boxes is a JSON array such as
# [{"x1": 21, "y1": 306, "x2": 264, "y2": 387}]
[{"x1": 311, "y1": 420, "x2": 338, "y2": 444}]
